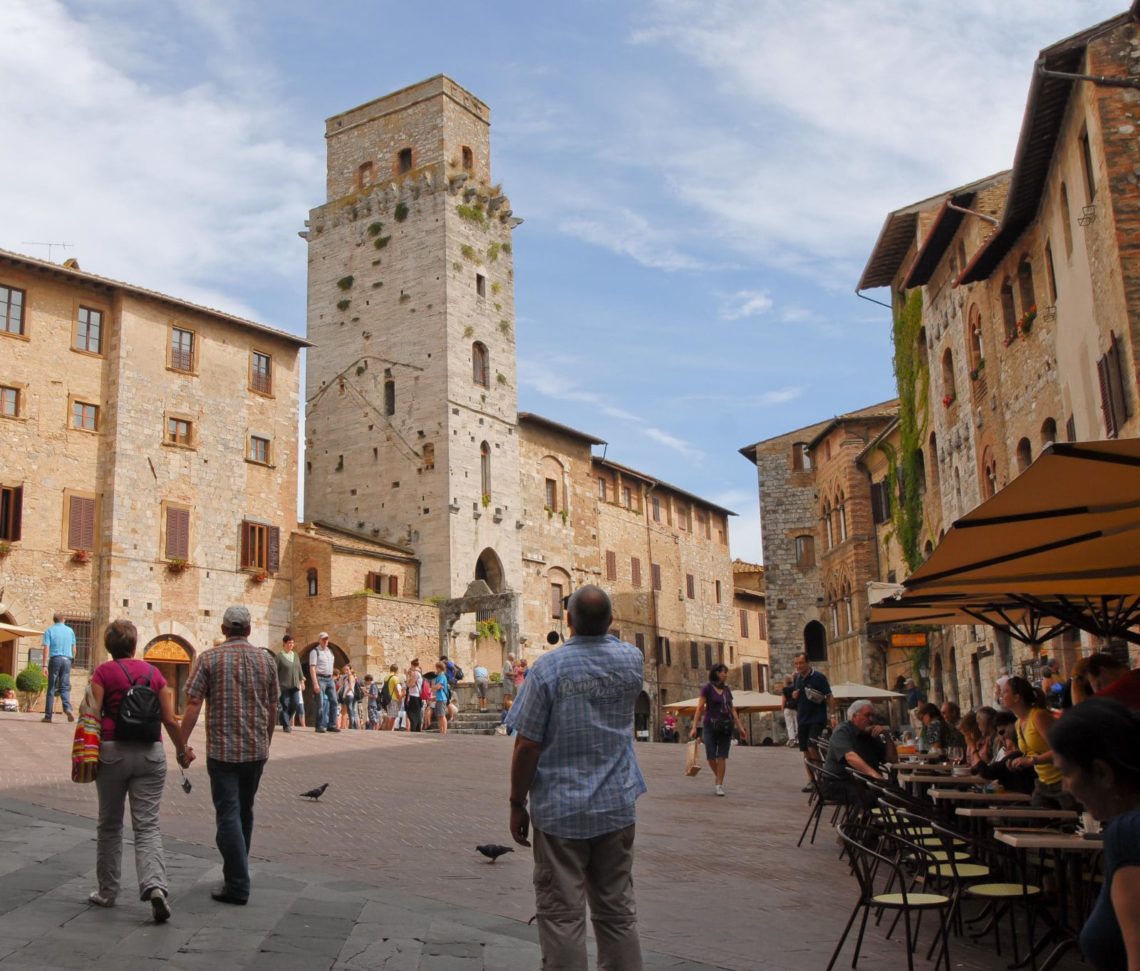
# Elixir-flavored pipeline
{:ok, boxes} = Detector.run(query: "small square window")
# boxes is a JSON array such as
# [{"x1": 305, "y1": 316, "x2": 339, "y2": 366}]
[
  {"x1": 75, "y1": 307, "x2": 103, "y2": 354},
  {"x1": 476, "y1": 273, "x2": 486, "y2": 298},
  {"x1": 71, "y1": 401, "x2": 98, "y2": 431},
  {"x1": 249, "y1": 435, "x2": 271, "y2": 464},
  {"x1": 250, "y1": 350, "x2": 272, "y2": 395},
  {"x1": 0, "y1": 385, "x2": 18, "y2": 417},
  {"x1": 1, "y1": 285, "x2": 25, "y2": 335},
  {"x1": 166, "y1": 417, "x2": 193, "y2": 446}
]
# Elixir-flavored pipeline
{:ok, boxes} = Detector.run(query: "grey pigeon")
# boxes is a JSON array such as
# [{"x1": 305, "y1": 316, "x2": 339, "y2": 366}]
[
  {"x1": 476, "y1": 843, "x2": 514, "y2": 863},
  {"x1": 301, "y1": 783, "x2": 329, "y2": 801}
]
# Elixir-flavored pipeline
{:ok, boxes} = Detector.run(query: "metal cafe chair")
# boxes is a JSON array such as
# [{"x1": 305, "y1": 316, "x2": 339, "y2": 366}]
[
  {"x1": 799, "y1": 759, "x2": 847, "y2": 847},
  {"x1": 829, "y1": 822, "x2": 953, "y2": 971}
]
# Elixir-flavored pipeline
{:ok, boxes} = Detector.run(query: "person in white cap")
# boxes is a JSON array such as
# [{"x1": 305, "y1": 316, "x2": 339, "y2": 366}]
[
  {"x1": 310, "y1": 632, "x2": 339, "y2": 733},
  {"x1": 180, "y1": 605, "x2": 278, "y2": 905}
]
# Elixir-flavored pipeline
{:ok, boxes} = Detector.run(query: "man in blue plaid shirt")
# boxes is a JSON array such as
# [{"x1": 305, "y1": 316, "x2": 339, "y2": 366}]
[{"x1": 507, "y1": 585, "x2": 646, "y2": 970}]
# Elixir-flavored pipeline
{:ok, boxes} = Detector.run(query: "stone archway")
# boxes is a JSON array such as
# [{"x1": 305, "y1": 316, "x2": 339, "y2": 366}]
[
  {"x1": 475, "y1": 547, "x2": 505, "y2": 593},
  {"x1": 300, "y1": 640, "x2": 350, "y2": 727},
  {"x1": 143, "y1": 635, "x2": 196, "y2": 714},
  {"x1": 804, "y1": 620, "x2": 827, "y2": 663},
  {"x1": 438, "y1": 580, "x2": 519, "y2": 674}
]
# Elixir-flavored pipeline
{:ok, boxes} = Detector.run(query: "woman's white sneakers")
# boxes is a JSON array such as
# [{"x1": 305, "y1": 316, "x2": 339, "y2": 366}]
[
  {"x1": 88, "y1": 891, "x2": 114, "y2": 908},
  {"x1": 715, "y1": 784, "x2": 725, "y2": 797}
]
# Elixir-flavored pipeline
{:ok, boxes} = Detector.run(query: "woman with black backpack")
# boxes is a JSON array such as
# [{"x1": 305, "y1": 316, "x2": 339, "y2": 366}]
[
  {"x1": 689, "y1": 663, "x2": 747, "y2": 797},
  {"x1": 88, "y1": 619, "x2": 190, "y2": 922}
]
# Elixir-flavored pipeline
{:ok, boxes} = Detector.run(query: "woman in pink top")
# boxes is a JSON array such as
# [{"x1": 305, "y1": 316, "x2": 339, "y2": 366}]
[{"x1": 88, "y1": 619, "x2": 189, "y2": 922}]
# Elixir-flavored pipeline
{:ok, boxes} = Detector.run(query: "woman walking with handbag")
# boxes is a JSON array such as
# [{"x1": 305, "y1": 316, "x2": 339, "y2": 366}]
[
  {"x1": 689, "y1": 663, "x2": 747, "y2": 796},
  {"x1": 88, "y1": 619, "x2": 191, "y2": 921}
]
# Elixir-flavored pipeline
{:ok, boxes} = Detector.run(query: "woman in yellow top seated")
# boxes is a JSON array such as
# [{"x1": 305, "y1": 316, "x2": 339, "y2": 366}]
[{"x1": 1003, "y1": 675, "x2": 1074, "y2": 809}]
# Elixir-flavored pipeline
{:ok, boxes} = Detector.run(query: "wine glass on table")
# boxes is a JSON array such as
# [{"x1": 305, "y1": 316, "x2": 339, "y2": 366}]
[{"x1": 948, "y1": 745, "x2": 964, "y2": 768}]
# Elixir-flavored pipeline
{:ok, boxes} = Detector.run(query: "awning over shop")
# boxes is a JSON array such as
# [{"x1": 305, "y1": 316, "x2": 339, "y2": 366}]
[
  {"x1": 828, "y1": 681, "x2": 905, "y2": 700},
  {"x1": 664, "y1": 690, "x2": 784, "y2": 713},
  {"x1": 0, "y1": 622, "x2": 44, "y2": 638}
]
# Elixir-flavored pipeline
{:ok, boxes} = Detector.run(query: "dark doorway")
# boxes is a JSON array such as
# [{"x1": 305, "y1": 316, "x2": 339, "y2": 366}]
[{"x1": 804, "y1": 621, "x2": 827, "y2": 663}]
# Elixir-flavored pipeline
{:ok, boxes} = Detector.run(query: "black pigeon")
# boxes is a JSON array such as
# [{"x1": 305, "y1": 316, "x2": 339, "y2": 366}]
[
  {"x1": 476, "y1": 844, "x2": 514, "y2": 863},
  {"x1": 301, "y1": 783, "x2": 329, "y2": 801}
]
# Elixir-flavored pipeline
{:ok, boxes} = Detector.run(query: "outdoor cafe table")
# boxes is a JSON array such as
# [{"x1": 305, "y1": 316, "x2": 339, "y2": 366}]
[
  {"x1": 928, "y1": 788, "x2": 1032, "y2": 803},
  {"x1": 993, "y1": 829, "x2": 1104, "y2": 971},
  {"x1": 955, "y1": 806, "x2": 1080, "y2": 839},
  {"x1": 902, "y1": 773, "x2": 987, "y2": 786}
]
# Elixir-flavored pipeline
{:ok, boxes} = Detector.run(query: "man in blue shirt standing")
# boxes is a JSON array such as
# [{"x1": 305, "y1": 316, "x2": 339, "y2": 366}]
[
  {"x1": 42, "y1": 612, "x2": 76, "y2": 723},
  {"x1": 507, "y1": 585, "x2": 646, "y2": 971}
]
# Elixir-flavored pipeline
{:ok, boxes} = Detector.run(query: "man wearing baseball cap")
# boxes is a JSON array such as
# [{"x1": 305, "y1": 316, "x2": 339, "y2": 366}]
[
  {"x1": 180, "y1": 605, "x2": 279, "y2": 905},
  {"x1": 310, "y1": 632, "x2": 339, "y2": 733}
]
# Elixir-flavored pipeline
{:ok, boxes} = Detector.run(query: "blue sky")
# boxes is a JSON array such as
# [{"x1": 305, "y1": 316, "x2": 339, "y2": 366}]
[{"x1": 0, "y1": 0, "x2": 1123, "y2": 562}]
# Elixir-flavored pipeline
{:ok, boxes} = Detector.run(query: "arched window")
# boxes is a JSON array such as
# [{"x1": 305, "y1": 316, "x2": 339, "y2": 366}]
[
  {"x1": 480, "y1": 441, "x2": 491, "y2": 500},
  {"x1": 829, "y1": 593, "x2": 840, "y2": 639},
  {"x1": 1000, "y1": 278, "x2": 1017, "y2": 342},
  {"x1": 967, "y1": 304, "x2": 984, "y2": 371},
  {"x1": 1017, "y1": 257, "x2": 1036, "y2": 316},
  {"x1": 1016, "y1": 437, "x2": 1032, "y2": 473},
  {"x1": 941, "y1": 347, "x2": 956, "y2": 402},
  {"x1": 837, "y1": 491, "x2": 847, "y2": 542},
  {"x1": 842, "y1": 581, "x2": 854, "y2": 633},
  {"x1": 822, "y1": 499, "x2": 833, "y2": 550},
  {"x1": 356, "y1": 161, "x2": 374, "y2": 189},
  {"x1": 397, "y1": 147, "x2": 413, "y2": 174},
  {"x1": 981, "y1": 446, "x2": 998, "y2": 498},
  {"x1": 461, "y1": 146, "x2": 473, "y2": 171},
  {"x1": 804, "y1": 620, "x2": 827, "y2": 662},
  {"x1": 1041, "y1": 418, "x2": 1057, "y2": 449},
  {"x1": 472, "y1": 342, "x2": 489, "y2": 387},
  {"x1": 927, "y1": 432, "x2": 940, "y2": 493},
  {"x1": 924, "y1": 539, "x2": 934, "y2": 558}
]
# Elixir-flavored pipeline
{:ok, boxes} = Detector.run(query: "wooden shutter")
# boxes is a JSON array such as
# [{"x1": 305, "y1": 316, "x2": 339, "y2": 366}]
[
  {"x1": 166, "y1": 507, "x2": 190, "y2": 559},
  {"x1": 5, "y1": 486, "x2": 21, "y2": 542},
  {"x1": 630, "y1": 557, "x2": 641, "y2": 588},
  {"x1": 605, "y1": 550, "x2": 616, "y2": 581},
  {"x1": 388, "y1": 575, "x2": 398, "y2": 596},
  {"x1": 740, "y1": 609, "x2": 749, "y2": 638},
  {"x1": 1098, "y1": 354, "x2": 1118, "y2": 438},
  {"x1": 68, "y1": 496, "x2": 95, "y2": 550},
  {"x1": 689, "y1": 641, "x2": 698, "y2": 669},
  {"x1": 686, "y1": 574, "x2": 695, "y2": 599},
  {"x1": 704, "y1": 643, "x2": 712, "y2": 668},
  {"x1": 652, "y1": 563, "x2": 661, "y2": 591},
  {"x1": 743, "y1": 663, "x2": 753, "y2": 690},
  {"x1": 1108, "y1": 333, "x2": 1130, "y2": 431},
  {"x1": 634, "y1": 633, "x2": 645, "y2": 655},
  {"x1": 267, "y1": 526, "x2": 280, "y2": 573},
  {"x1": 240, "y1": 521, "x2": 252, "y2": 568}
]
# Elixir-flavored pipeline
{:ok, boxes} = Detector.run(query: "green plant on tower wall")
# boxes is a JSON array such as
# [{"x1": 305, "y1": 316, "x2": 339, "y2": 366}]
[{"x1": 878, "y1": 289, "x2": 928, "y2": 572}]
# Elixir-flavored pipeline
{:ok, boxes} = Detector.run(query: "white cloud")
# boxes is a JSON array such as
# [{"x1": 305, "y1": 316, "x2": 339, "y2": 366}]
[
  {"x1": 720, "y1": 289, "x2": 773, "y2": 320},
  {"x1": 0, "y1": 0, "x2": 317, "y2": 326},
  {"x1": 643, "y1": 426, "x2": 700, "y2": 458},
  {"x1": 558, "y1": 207, "x2": 704, "y2": 272}
]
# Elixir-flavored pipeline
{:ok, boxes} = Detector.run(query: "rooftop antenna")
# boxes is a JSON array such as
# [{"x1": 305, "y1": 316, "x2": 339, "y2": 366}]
[{"x1": 21, "y1": 242, "x2": 72, "y2": 263}]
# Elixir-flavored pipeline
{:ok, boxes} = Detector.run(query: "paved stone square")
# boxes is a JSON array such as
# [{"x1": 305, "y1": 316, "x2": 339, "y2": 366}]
[{"x1": 0, "y1": 714, "x2": 1085, "y2": 969}]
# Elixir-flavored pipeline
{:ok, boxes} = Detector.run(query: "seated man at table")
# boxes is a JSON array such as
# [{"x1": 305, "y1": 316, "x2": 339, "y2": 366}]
[{"x1": 823, "y1": 700, "x2": 897, "y2": 808}]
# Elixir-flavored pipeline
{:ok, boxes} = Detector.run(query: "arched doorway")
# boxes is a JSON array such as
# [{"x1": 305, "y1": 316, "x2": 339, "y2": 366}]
[
  {"x1": 475, "y1": 548, "x2": 505, "y2": 593},
  {"x1": 300, "y1": 640, "x2": 350, "y2": 727},
  {"x1": 634, "y1": 690, "x2": 650, "y2": 741},
  {"x1": 143, "y1": 636, "x2": 196, "y2": 713},
  {"x1": 804, "y1": 621, "x2": 827, "y2": 663}
]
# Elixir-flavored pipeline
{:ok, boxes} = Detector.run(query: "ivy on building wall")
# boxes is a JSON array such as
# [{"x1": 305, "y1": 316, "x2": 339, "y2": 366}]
[{"x1": 880, "y1": 289, "x2": 928, "y2": 572}]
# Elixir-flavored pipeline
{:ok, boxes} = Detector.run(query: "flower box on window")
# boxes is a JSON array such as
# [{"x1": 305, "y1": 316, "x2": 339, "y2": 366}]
[{"x1": 70, "y1": 549, "x2": 91, "y2": 564}]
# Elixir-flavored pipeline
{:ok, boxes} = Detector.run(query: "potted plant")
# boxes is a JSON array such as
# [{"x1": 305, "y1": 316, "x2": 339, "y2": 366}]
[
  {"x1": 16, "y1": 663, "x2": 46, "y2": 713},
  {"x1": 0, "y1": 540, "x2": 10, "y2": 558},
  {"x1": 71, "y1": 549, "x2": 91, "y2": 564},
  {"x1": 166, "y1": 557, "x2": 190, "y2": 574},
  {"x1": 941, "y1": 393, "x2": 956, "y2": 408},
  {"x1": 969, "y1": 360, "x2": 986, "y2": 382},
  {"x1": 250, "y1": 569, "x2": 270, "y2": 583},
  {"x1": 1016, "y1": 304, "x2": 1037, "y2": 339}
]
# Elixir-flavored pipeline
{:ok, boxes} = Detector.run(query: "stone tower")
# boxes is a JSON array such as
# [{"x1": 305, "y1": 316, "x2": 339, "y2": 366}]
[{"x1": 303, "y1": 76, "x2": 522, "y2": 602}]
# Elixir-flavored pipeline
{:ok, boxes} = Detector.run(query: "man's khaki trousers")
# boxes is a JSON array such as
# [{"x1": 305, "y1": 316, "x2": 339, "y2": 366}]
[{"x1": 532, "y1": 824, "x2": 642, "y2": 971}]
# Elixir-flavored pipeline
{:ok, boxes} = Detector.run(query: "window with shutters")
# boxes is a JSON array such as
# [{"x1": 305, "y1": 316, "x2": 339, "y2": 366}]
[
  {"x1": 704, "y1": 643, "x2": 712, "y2": 669},
  {"x1": 164, "y1": 505, "x2": 190, "y2": 560},
  {"x1": 71, "y1": 400, "x2": 98, "y2": 432},
  {"x1": 596, "y1": 477, "x2": 607, "y2": 501},
  {"x1": 740, "y1": 609, "x2": 749, "y2": 638},
  {"x1": 651, "y1": 562, "x2": 662, "y2": 591},
  {"x1": 388, "y1": 575, "x2": 399, "y2": 597},
  {"x1": 365, "y1": 572, "x2": 385, "y2": 594},
  {"x1": 742, "y1": 663, "x2": 754, "y2": 690},
  {"x1": 631, "y1": 557, "x2": 641, "y2": 588},
  {"x1": 67, "y1": 494, "x2": 96, "y2": 551},
  {"x1": 605, "y1": 550, "x2": 617, "y2": 581},
  {"x1": 758, "y1": 611, "x2": 767, "y2": 640},
  {"x1": 248, "y1": 435, "x2": 271, "y2": 465},
  {"x1": 1098, "y1": 332, "x2": 1130, "y2": 439},
  {"x1": 0, "y1": 384, "x2": 19, "y2": 418},
  {"x1": 545, "y1": 478, "x2": 558, "y2": 512},
  {"x1": 0, "y1": 484, "x2": 22, "y2": 541},
  {"x1": 662, "y1": 638, "x2": 672, "y2": 666},
  {"x1": 550, "y1": 582, "x2": 563, "y2": 619},
  {"x1": 621, "y1": 485, "x2": 632, "y2": 509},
  {"x1": 249, "y1": 350, "x2": 272, "y2": 396},
  {"x1": 239, "y1": 520, "x2": 279, "y2": 572},
  {"x1": 1, "y1": 285, "x2": 25, "y2": 336},
  {"x1": 634, "y1": 633, "x2": 645, "y2": 656},
  {"x1": 74, "y1": 306, "x2": 103, "y2": 354},
  {"x1": 686, "y1": 573, "x2": 695, "y2": 599},
  {"x1": 689, "y1": 641, "x2": 699, "y2": 669},
  {"x1": 870, "y1": 481, "x2": 890, "y2": 525},
  {"x1": 715, "y1": 579, "x2": 722, "y2": 604},
  {"x1": 675, "y1": 502, "x2": 689, "y2": 532},
  {"x1": 717, "y1": 642, "x2": 724, "y2": 663},
  {"x1": 170, "y1": 326, "x2": 195, "y2": 373},
  {"x1": 651, "y1": 495, "x2": 661, "y2": 522}
]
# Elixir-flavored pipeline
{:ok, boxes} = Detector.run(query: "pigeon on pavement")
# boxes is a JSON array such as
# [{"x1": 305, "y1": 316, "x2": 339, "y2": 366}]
[
  {"x1": 476, "y1": 844, "x2": 514, "y2": 863},
  {"x1": 301, "y1": 783, "x2": 329, "y2": 801}
]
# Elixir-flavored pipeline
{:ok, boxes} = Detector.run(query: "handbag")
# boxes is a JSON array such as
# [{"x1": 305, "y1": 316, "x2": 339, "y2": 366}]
[
  {"x1": 71, "y1": 684, "x2": 102, "y2": 784},
  {"x1": 712, "y1": 719, "x2": 735, "y2": 739},
  {"x1": 684, "y1": 739, "x2": 702, "y2": 776}
]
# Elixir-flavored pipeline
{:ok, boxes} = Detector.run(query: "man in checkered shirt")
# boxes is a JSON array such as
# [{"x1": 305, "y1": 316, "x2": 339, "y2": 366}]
[{"x1": 506, "y1": 585, "x2": 646, "y2": 970}]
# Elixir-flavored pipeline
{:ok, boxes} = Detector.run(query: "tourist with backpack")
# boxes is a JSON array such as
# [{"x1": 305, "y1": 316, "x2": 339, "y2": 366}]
[
  {"x1": 432, "y1": 661, "x2": 451, "y2": 736},
  {"x1": 380, "y1": 664, "x2": 401, "y2": 730},
  {"x1": 364, "y1": 674, "x2": 380, "y2": 729},
  {"x1": 88, "y1": 619, "x2": 190, "y2": 922}
]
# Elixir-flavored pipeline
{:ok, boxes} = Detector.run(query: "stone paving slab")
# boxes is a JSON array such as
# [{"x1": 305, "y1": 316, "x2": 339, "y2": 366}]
[{"x1": 0, "y1": 712, "x2": 1088, "y2": 969}]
